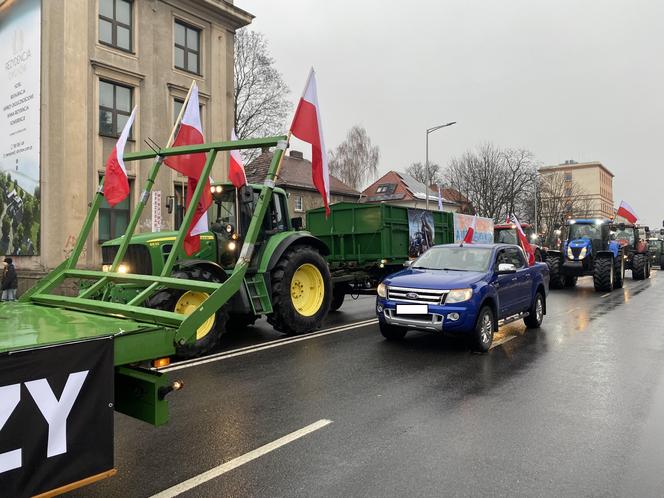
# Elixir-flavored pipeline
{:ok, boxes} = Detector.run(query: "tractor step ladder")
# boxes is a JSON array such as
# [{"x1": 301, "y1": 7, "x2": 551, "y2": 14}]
[{"x1": 244, "y1": 275, "x2": 273, "y2": 314}]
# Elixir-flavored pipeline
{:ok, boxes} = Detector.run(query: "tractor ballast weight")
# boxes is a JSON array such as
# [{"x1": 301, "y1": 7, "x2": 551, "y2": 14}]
[{"x1": 546, "y1": 218, "x2": 624, "y2": 292}]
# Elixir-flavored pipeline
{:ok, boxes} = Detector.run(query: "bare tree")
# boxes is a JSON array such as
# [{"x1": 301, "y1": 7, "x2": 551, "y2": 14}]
[
  {"x1": 537, "y1": 171, "x2": 594, "y2": 246},
  {"x1": 444, "y1": 143, "x2": 538, "y2": 222},
  {"x1": 234, "y1": 29, "x2": 291, "y2": 161},
  {"x1": 328, "y1": 125, "x2": 380, "y2": 190},
  {"x1": 406, "y1": 162, "x2": 442, "y2": 186}
]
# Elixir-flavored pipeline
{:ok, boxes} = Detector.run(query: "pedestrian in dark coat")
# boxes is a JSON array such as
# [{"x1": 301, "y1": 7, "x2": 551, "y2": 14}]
[{"x1": 1, "y1": 257, "x2": 18, "y2": 301}]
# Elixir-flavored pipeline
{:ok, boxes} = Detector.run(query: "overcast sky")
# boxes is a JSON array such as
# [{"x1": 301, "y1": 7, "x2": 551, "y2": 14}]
[{"x1": 239, "y1": 0, "x2": 663, "y2": 227}]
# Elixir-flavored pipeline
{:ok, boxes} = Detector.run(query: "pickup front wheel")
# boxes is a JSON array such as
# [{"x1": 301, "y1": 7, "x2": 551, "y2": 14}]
[{"x1": 471, "y1": 306, "x2": 494, "y2": 353}]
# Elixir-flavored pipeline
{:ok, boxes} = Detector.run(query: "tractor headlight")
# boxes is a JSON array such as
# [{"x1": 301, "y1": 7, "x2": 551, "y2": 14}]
[
  {"x1": 117, "y1": 264, "x2": 129, "y2": 274},
  {"x1": 102, "y1": 264, "x2": 111, "y2": 272},
  {"x1": 578, "y1": 247, "x2": 587, "y2": 259},
  {"x1": 377, "y1": 283, "x2": 387, "y2": 298},
  {"x1": 446, "y1": 288, "x2": 473, "y2": 304},
  {"x1": 567, "y1": 246, "x2": 574, "y2": 259},
  {"x1": 227, "y1": 241, "x2": 237, "y2": 251}
]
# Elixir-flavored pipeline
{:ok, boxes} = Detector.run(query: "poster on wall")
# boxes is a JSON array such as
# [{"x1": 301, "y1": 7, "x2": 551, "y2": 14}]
[
  {"x1": 453, "y1": 213, "x2": 494, "y2": 244},
  {"x1": 407, "y1": 209, "x2": 435, "y2": 258},
  {"x1": 0, "y1": 0, "x2": 41, "y2": 256}
]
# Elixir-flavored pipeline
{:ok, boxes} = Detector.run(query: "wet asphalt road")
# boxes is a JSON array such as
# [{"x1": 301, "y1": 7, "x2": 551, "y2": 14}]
[{"x1": 73, "y1": 271, "x2": 664, "y2": 497}]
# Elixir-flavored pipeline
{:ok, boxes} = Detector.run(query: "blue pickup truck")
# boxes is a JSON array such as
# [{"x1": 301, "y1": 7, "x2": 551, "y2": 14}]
[{"x1": 376, "y1": 243, "x2": 550, "y2": 351}]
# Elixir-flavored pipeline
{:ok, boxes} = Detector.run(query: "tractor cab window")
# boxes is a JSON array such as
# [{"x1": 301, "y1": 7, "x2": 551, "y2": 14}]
[
  {"x1": 612, "y1": 228, "x2": 634, "y2": 247},
  {"x1": 568, "y1": 223, "x2": 601, "y2": 241},
  {"x1": 495, "y1": 229, "x2": 518, "y2": 245},
  {"x1": 211, "y1": 189, "x2": 237, "y2": 232}
]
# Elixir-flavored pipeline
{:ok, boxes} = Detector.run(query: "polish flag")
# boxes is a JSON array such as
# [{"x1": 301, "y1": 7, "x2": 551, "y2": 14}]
[
  {"x1": 512, "y1": 214, "x2": 536, "y2": 266},
  {"x1": 463, "y1": 215, "x2": 477, "y2": 243},
  {"x1": 290, "y1": 68, "x2": 330, "y2": 215},
  {"x1": 228, "y1": 129, "x2": 247, "y2": 188},
  {"x1": 164, "y1": 84, "x2": 211, "y2": 255},
  {"x1": 104, "y1": 106, "x2": 137, "y2": 206},
  {"x1": 616, "y1": 201, "x2": 638, "y2": 224}
]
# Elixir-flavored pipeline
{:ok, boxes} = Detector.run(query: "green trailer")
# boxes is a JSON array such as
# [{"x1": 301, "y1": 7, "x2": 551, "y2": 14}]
[{"x1": 307, "y1": 202, "x2": 454, "y2": 310}]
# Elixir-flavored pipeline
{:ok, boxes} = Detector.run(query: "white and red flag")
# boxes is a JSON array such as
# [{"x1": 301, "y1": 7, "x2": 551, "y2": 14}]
[
  {"x1": 290, "y1": 68, "x2": 330, "y2": 215},
  {"x1": 616, "y1": 201, "x2": 638, "y2": 224},
  {"x1": 103, "y1": 106, "x2": 137, "y2": 206},
  {"x1": 512, "y1": 214, "x2": 536, "y2": 266},
  {"x1": 228, "y1": 128, "x2": 247, "y2": 188},
  {"x1": 164, "y1": 83, "x2": 212, "y2": 256},
  {"x1": 437, "y1": 185, "x2": 443, "y2": 211},
  {"x1": 463, "y1": 215, "x2": 477, "y2": 244}
]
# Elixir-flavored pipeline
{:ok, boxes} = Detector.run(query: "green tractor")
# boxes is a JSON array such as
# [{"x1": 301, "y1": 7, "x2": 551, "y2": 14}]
[
  {"x1": 610, "y1": 223, "x2": 651, "y2": 280},
  {"x1": 101, "y1": 182, "x2": 332, "y2": 357},
  {"x1": 647, "y1": 238, "x2": 664, "y2": 269}
]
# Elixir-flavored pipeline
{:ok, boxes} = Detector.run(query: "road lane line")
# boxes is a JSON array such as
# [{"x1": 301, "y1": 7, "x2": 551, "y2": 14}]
[
  {"x1": 162, "y1": 319, "x2": 379, "y2": 372},
  {"x1": 490, "y1": 335, "x2": 516, "y2": 349},
  {"x1": 150, "y1": 419, "x2": 333, "y2": 498},
  {"x1": 601, "y1": 293, "x2": 611, "y2": 298}
]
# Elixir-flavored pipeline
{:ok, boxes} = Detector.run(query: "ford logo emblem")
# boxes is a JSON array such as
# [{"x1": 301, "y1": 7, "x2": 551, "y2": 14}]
[{"x1": 406, "y1": 292, "x2": 419, "y2": 299}]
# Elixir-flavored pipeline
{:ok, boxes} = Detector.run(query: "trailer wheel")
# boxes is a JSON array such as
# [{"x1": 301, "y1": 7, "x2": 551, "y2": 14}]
[
  {"x1": 593, "y1": 256, "x2": 614, "y2": 292},
  {"x1": 146, "y1": 267, "x2": 228, "y2": 358},
  {"x1": 547, "y1": 256, "x2": 565, "y2": 289},
  {"x1": 330, "y1": 284, "x2": 348, "y2": 312},
  {"x1": 632, "y1": 253, "x2": 647, "y2": 280},
  {"x1": 268, "y1": 246, "x2": 332, "y2": 334}
]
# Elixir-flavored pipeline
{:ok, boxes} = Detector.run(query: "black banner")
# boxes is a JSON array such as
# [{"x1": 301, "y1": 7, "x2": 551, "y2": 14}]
[{"x1": 0, "y1": 337, "x2": 114, "y2": 497}]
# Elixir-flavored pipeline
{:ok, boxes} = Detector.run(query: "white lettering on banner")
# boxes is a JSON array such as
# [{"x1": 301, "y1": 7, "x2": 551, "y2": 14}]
[
  {"x1": 24, "y1": 370, "x2": 89, "y2": 458},
  {"x1": 0, "y1": 384, "x2": 21, "y2": 473}
]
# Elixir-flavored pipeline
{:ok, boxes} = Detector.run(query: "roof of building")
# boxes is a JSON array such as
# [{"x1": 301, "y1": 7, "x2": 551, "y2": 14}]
[
  {"x1": 538, "y1": 161, "x2": 615, "y2": 178},
  {"x1": 362, "y1": 170, "x2": 457, "y2": 204},
  {"x1": 246, "y1": 151, "x2": 361, "y2": 196}
]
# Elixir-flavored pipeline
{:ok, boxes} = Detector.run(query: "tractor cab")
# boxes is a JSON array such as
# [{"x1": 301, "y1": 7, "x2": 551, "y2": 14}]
[
  {"x1": 647, "y1": 238, "x2": 664, "y2": 268},
  {"x1": 563, "y1": 219, "x2": 611, "y2": 264},
  {"x1": 493, "y1": 222, "x2": 544, "y2": 261},
  {"x1": 608, "y1": 222, "x2": 651, "y2": 279}
]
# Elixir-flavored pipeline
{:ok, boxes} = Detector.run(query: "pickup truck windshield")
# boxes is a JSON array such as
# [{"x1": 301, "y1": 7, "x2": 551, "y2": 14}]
[{"x1": 412, "y1": 246, "x2": 492, "y2": 272}]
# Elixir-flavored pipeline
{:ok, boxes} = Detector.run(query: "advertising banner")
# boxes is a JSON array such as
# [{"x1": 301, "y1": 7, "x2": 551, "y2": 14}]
[
  {"x1": 407, "y1": 209, "x2": 435, "y2": 258},
  {"x1": 454, "y1": 213, "x2": 494, "y2": 244},
  {"x1": 0, "y1": 0, "x2": 41, "y2": 255},
  {"x1": 0, "y1": 337, "x2": 114, "y2": 497}
]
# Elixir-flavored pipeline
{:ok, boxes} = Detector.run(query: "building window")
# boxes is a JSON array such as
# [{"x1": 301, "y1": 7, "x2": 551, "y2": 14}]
[
  {"x1": 564, "y1": 187, "x2": 572, "y2": 197},
  {"x1": 99, "y1": 80, "x2": 133, "y2": 137},
  {"x1": 376, "y1": 183, "x2": 396, "y2": 194},
  {"x1": 99, "y1": 0, "x2": 132, "y2": 52},
  {"x1": 173, "y1": 97, "x2": 203, "y2": 123},
  {"x1": 174, "y1": 183, "x2": 188, "y2": 229},
  {"x1": 294, "y1": 195, "x2": 304, "y2": 212},
  {"x1": 564, "y1": 172, "x2": 572, "y2": 181},
  {"x1": 174, "y1": 20, "x2": 201, "y2": 74},
  {"x1": 99, "y1": 180, "x2": 131, "y2": 241}
]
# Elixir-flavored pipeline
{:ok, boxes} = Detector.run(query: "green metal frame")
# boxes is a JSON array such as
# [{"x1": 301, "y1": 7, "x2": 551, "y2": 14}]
[{"x1": 22, "y1": 136, "x2": 288, "y2": 363}]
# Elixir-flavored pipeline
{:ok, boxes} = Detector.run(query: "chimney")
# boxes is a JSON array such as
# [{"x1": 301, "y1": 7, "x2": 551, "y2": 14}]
[{"x1": 289, "y1": 150, "x2": 304, "y2": 159}]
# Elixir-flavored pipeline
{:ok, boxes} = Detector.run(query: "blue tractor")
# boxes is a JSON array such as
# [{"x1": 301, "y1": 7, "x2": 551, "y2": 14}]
[{"x1": 546, "y1": 219, "x2": 624, "y2": 292}]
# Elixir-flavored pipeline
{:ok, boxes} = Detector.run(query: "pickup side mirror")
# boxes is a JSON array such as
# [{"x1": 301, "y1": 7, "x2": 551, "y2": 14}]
[
  {"x1": 403, "y1": 260, "x2": 413, "y2": 268},
  {"x1": 496, "y1": 263, "x2": 517, "y2": 274},
  {"x1": 291, "y1": 217, "x2": 303, "y2": 230}
]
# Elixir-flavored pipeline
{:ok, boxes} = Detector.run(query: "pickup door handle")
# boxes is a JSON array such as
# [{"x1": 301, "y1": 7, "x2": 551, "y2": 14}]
[{"x1": 511, "y1": 277, "x2": 518, "y2": 281}]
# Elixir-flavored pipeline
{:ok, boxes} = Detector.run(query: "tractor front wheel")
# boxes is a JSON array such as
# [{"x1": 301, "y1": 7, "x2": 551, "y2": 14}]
[
  {"x1": 632, "y1": 253, "x2": 647, "y2": 280},
  {"x1": 146, "y1": 267, "x2": 228, "y2": 358},
  {"x1": 593, "y1": 257, "x2": 614, "y2": 292},
  {"x1": 268, "y1": 246, "x2": 332, "y2": 334}
]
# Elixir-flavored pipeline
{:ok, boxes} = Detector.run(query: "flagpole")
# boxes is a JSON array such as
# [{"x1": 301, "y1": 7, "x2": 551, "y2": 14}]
[{"x1": 273, "y1": 131, "x2": 292, "y2": 180}]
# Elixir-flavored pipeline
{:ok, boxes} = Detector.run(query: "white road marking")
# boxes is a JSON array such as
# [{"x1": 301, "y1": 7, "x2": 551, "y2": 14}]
[
  {"x1": 162, "y1": 318, "x2": 379, "y2": 372},
  {"x1": 490, "y1": 335, "x2": 517, "y2": 349},
  {"x1": 150, "y1": 419, "x2": 333, "y2": 498},
  {"x1": 601, "y1": 293, "x2": 611, "y2": 298},
  {"x1": 566, "y1": 307, "x2": 580, "y2": 314}
]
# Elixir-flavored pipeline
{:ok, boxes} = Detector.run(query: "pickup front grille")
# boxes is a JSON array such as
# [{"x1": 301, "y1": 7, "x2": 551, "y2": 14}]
[{"x1": 386, "y1": 286, "x2": 448, "y2": 305}]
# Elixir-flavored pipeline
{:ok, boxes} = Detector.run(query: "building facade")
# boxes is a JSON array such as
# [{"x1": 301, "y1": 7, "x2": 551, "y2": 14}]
[
  {"x1": 0, "y1": 0, "x2": 252, "y2": 292},
  {"x1": 246, "y1": 150, "x2": 361, "y2": 223},
  {"x1": 362, "y1": 171, "x2": 459, "y2": 212},
  {"x1": 539, "y1": 161, "x2": 615, "y2": 219}
]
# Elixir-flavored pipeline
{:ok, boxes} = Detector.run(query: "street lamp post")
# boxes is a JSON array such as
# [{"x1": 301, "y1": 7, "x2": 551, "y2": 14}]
[{"x1": 425, "y1": 121, "x2": 456, "y2": 210}]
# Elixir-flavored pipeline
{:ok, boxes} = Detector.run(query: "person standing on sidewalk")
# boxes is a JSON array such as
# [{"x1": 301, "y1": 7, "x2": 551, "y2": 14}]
[{"x1": 1, "y1": 257, "x2": 18, "y2": 301}]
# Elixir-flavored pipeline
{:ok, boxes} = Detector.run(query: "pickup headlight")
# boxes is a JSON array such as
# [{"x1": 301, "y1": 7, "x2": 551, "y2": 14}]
[
  {"x1": 377, "y1": 282, "x2": 387, "y2": 298},
  {"x1": 446, "y1": 288, "x2": 473, "y2": 304}
]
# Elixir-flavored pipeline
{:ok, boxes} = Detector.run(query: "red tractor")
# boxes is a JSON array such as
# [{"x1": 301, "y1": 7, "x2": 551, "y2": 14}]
[{"x1": 494, "y1": 222, "x2": 546, "y2": 262}]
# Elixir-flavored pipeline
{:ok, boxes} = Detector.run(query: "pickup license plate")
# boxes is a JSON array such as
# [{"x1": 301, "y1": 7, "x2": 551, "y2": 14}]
[{"x1": 396, "y1": 304, "x2": 428, "y2": 315}]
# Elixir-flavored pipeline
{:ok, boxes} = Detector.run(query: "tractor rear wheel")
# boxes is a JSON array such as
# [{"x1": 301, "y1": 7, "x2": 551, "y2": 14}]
[
  {"x1": 146, "y1": 267, "x2": 228, "y2": 358},
  {"x1": 547, "y1": 256, "x2": 566, "y2": 289},
  {"x1": 632, "y1": 253, "x2": 647, "y2": 280},
  {"x1": 268, "y1": 246, "x2": 332, "y2": 334},
  {"x1": 593, "y1": 257, "x2": 614, "y2": 292}
]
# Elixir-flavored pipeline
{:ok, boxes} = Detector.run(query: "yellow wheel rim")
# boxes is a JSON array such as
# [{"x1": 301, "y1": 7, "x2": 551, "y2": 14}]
[
  {"x1": 174, "y1": 291, "x2": 215, "y2": 340},
  {"x1": 290, "y1": 263, "x2": 324, "y2": 317}
]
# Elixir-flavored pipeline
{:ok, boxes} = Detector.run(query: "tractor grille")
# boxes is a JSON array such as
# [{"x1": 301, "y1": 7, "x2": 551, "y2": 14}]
[
  {"x1": 570, "y1": 246, "x2": 583, "y2": 259},
  {"x1": 101, "y1": 244, "x2": 152, "y2": 275},
  {"x1": 386, "y1": 286, "x2": 448, "y2": 305}
]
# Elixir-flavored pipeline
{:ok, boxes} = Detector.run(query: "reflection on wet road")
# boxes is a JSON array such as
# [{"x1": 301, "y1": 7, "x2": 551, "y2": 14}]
[{"x1": 75, "y1": 272, "x2": 664, "y2": 497}]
